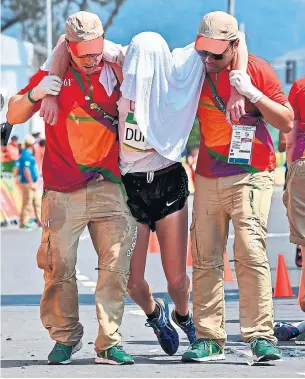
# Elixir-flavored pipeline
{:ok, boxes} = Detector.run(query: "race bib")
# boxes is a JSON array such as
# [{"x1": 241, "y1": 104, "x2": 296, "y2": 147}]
[
  {"x1": 123, "y1": 102, "x2": 155, "y2": 153},
  {"x1": 228, "y1": 125, "x2": 256, "y2": 165}
]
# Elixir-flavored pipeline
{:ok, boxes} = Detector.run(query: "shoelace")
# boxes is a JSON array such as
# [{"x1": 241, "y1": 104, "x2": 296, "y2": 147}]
[
  {"x1": 145, "y1": 319, "x2": 175, "y2": 341},
  {"x1": 183, "y1": 319, "x2": 196, "y2": 340}
]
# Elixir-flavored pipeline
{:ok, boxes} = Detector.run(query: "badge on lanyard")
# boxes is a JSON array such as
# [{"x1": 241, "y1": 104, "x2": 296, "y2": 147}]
[{"x1": 228, "y1": 125, "x2": 256, "y2": 165}]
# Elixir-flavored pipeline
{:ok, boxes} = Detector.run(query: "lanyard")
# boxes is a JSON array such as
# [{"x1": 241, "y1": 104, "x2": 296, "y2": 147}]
[
  {"x1": 71, "y1": 66, "x2": 118, "y2": 126},
  {"x1": 205, "y1": 73, "x2": 226, "y2": 114}
]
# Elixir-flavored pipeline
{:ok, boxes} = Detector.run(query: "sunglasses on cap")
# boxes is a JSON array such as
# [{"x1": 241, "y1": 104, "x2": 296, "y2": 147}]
[{"x1": 196, "y1": 41, "x2": 235, "y2": 61}]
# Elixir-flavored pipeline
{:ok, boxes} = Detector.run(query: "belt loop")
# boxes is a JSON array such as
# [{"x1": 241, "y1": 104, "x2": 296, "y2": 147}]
[{"x1": 147, "y1": 171, "x2": 154, "y2": 183}]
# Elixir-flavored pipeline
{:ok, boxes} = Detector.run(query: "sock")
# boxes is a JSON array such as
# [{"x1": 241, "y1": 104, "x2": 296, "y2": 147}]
[
  {"x1": 175, "y1": 310, "x2": 189, "y2": 323},
  {"x1": 146, "y1": 303, "x2": 160, "y2": 321}
]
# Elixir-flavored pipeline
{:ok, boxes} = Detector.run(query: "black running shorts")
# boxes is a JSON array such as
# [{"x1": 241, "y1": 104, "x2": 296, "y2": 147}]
[{"x1": 122, "y1": 163, "x2": 189, "y2": 231}]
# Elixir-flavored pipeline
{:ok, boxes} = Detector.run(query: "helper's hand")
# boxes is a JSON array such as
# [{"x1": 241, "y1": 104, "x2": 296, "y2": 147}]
[
  {"x1": 40, "y1": 94, "x2": 59, "y2": 125},
  {"x1": 226, "y1": 86, "x2": 246, "y2": 124},
  {"x1": 31, "y1": 182, "x2": 37, "y2": 191},
  {"x1": 31, "y1": 75, "x2": 62, "y2": 102},
  {"x1": 229, "y1": 70, "x2": 263, "y2": 104}
]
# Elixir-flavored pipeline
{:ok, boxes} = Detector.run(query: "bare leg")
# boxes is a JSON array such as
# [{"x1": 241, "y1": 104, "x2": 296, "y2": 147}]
[
  {"x1": 127, "y1": 223, "x2": 155, "y2": 314},
  {"x1": 155, "y1": 203, "x2": 190, "y2": 315}
]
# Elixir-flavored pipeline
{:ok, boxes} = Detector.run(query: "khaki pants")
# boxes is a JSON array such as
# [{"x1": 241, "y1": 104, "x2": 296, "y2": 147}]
[
  {"x1": 37, "y1": 178, "x2": 137, "y2": 352},
  {"x1": 283, "y1": 159, "x2": 305, "y2": 311},
  {"x1": 20, "y1": 183, "x2": 41, "y2": 226},
  {"x1": 191, "y1": 171, "x2": 276, "y2": 347},
  {"x1": 283, "y1": 159, "x2": 305, "y2": 246}
]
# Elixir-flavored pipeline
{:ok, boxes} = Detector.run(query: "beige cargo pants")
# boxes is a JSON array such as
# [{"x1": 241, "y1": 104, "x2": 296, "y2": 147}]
[
  {"x1": 37, "y1": 177, "x2": 137, "y2": 352},
  {"x1": 191, "y1": 171, "x2": 276, "y2": 347}
]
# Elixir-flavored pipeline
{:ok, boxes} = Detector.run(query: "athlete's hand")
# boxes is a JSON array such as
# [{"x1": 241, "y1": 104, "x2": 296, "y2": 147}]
[
  {"x1": 226, "y1": 86, "x2": 246, "y2": 124},
  {"x1": 31, "y1": 75, "x2": 62, "y2": 101},
  {"x1": 229, "y1": 70, "x2": 263, "y2": 104},
  {"x1": 40, "y1": 94, "x2": 59, "y2": 125}
]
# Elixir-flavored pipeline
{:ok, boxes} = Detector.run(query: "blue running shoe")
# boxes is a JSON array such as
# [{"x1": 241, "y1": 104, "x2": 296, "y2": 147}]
[
  {"x1": 171, "y1": 310, "x2": 196, "y2": 344},
  {"x1": 145, "y1": 298, "x2": 179, "y2": 355}
]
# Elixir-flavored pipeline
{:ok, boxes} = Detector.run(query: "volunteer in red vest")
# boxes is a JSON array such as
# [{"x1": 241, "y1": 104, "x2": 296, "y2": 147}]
[
  {"x1": 7, "y1": 11, "x2": 137, "y2": 366},
  {"x1": 284, "y1": 76, "x2": 305, "y2": 344},
  {"x1": 182, "y1": 11, "x2": 294, "y2": 363}
]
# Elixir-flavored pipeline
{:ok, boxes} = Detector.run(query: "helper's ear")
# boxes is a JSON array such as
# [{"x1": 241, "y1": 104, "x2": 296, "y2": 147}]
[{"x1": 233, "y1": 39, "x2": 240, "y2": 51}]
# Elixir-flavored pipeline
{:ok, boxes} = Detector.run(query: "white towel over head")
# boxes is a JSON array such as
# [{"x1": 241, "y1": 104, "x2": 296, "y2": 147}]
[{"x1": 120, "y1": 32, "x2": 205, "y2": 162}]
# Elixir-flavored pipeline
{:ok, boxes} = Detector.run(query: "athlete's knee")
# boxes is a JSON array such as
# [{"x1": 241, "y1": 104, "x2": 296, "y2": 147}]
[
  {"x1": 167, "y1": 273, "x2": 190, "y2": 293},
  {"x1": 127, "y1": 278, "x2": 147, "y2": 296}
]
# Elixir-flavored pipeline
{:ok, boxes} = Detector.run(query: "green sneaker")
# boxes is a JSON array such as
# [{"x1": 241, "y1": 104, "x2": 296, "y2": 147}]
[
  {"x1": 250, "y1": 338, "x2": 281, "y2": 362},
  {"x1": 295, "y1": 332, "x2": 305, "y2": 345},
  {"x1": 182, "y1": 338, "x2": 225, "y2": 362},
  {"x1": 48, "y1": 340, "x2": 82, "y2": 364},
  {"x1": 95, "y1": 345, "x2": 135, "y2": 365}
]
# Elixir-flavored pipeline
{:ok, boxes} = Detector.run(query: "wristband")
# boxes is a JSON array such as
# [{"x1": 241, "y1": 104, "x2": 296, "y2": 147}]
[{"x1": 27, "y1": 89, "x2": 38, "y2": 104}]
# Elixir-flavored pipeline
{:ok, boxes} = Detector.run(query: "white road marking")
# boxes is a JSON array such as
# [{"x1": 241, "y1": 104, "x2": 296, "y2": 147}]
[
  {"x1": 81, "y1": 281, "x2": 97, "y2": 287},
  {"x1": 128, "y1": 310, "x2": 146, "y2": 316},
  {"x1": 76, "y1": 274, "x2": 89, "y2": 281}
]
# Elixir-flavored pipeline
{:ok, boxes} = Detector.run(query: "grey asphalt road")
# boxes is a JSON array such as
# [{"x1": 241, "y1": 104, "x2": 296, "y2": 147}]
[{"x1": 1, "y1": 187, "x2": 305, "y2": 378}]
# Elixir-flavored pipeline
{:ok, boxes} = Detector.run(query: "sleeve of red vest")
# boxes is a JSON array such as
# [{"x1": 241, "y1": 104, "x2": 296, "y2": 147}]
[{"x1": 17, "y1": 69, "x2": 49, "y2": 113}]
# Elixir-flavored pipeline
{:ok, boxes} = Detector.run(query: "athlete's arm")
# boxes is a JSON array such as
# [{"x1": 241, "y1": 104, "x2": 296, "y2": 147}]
[
  {"x1": 230, "y1": 63, "x2": 294, "y2": 133},
  {"x1": 226, "y1": 31, "x2": 248, "y2": 123},
  {"x1": 39, "y1": 36, "x2": 125, "y2": 125},
  {"x1": 40, "y1": 34, "x2": 69, "y2": 125}
]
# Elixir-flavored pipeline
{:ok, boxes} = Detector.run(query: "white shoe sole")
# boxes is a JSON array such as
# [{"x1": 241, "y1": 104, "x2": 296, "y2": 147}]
[
  {"x1": 95, "y1": 357, "x2": 135, "y2": 365},
  {"x1": 48, "y1": 340, "x2": 82, "y2": 365},
  {"x1": 255, "y1": 353, "x2": 281, "y2": 362},
  {"x1": 184, "y1": 353, "x2": 226, "y2": 362}
]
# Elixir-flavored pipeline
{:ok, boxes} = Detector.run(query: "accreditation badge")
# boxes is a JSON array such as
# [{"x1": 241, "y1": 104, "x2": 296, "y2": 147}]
[{"x1": 228, "y1": 125, "x2": 256, "y2": 165}]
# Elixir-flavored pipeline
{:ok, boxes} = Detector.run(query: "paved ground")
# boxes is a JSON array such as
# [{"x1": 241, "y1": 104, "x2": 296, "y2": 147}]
[{"x1": 1, "y1": 189, "x2": 305, "y2": 377}]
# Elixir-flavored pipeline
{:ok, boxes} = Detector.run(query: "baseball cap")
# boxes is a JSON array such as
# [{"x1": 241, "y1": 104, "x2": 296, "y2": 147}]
[
  {"x1": 65, "y1": 11, "x2": 104, "y2": 57},
  {"x1": 195, "y1": 11, "x2": 239, "y2": 54},
  {"x1": 24, "y1": 135, "x2": 35, "y2": 145}
]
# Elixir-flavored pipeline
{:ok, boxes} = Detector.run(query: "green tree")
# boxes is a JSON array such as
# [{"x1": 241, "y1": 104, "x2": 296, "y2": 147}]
[{"x1": 1, "y1": 0, "x2": 126, "y2": 46}]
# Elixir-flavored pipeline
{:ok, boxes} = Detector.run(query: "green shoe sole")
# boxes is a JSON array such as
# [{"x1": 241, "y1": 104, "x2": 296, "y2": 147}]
[
  {"x1": 48, "y1": 340, "x2": 82, "y2": 365},
  {"x1": 182, "y1": 352, "x2": 225, "y2": 363}
]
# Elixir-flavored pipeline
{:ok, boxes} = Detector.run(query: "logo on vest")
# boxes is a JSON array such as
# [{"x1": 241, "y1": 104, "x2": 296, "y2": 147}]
[{"x1": 63, "y1": 79, "x2": 72, "y2": 87}]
